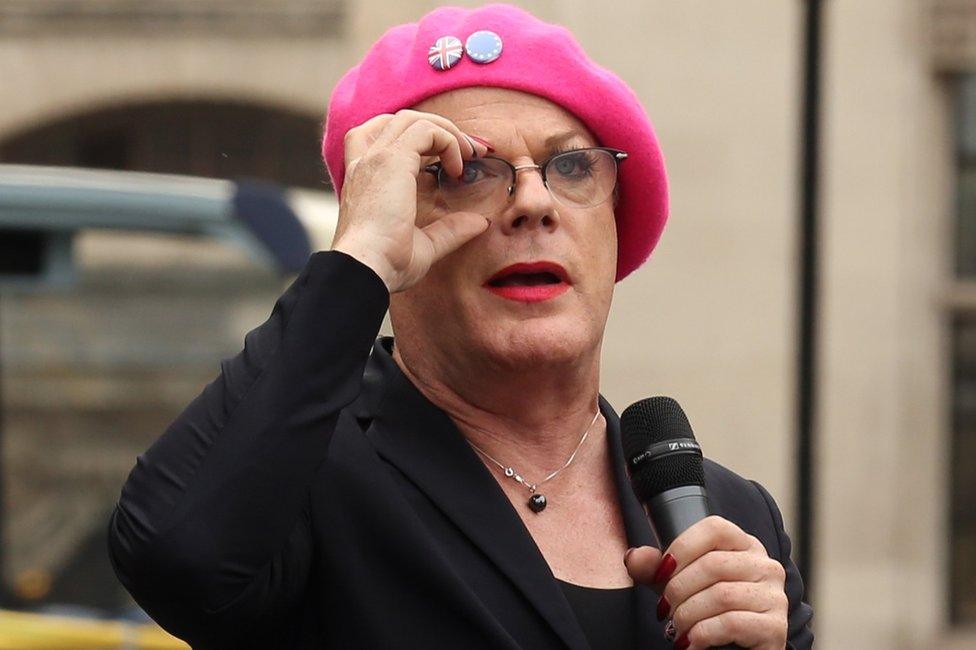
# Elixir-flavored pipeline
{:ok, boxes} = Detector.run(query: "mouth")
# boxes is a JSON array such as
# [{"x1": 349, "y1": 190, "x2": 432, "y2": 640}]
[{"x1": 483, "y1": 261, "x2": 572, "y2": 303}]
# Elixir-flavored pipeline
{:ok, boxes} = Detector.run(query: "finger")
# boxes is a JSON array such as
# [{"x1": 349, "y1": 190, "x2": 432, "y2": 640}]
[
  {"x1": 343, "y1": 110, "x2": 481, "y2": 175},
  {"x1": 670, "y1": 580, "x2": 787, "y2": 641},
  {"x1": 664, "y1": 516, "x2": 764, "y2": 579},
  {"x1": 679, "y1": 610, "x2": 788, "y2": 650},
  {"x1": 623, "y1": 545, "x2": 664, "y2": 588},
  {"x1": 392, "y1": 119, "x2": 468, "y2": 179},
  {"x1": 343, "y1": 113, "x2": 397, "y2": 168},
  {"x1": 372, "y1": 109, "x2": 485, "y2": 158},
  {"x1": 418, "y1": 211, "x2": 491, "y2": 262},
  {"x1": 664, "y1": 550, "x2": 784, "y2": 610}
]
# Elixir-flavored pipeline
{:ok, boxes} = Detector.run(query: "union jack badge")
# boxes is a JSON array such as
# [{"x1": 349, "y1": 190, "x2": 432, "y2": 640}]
[{"x1": 428, "y1": 35, "x2": 464, "y2": 71}]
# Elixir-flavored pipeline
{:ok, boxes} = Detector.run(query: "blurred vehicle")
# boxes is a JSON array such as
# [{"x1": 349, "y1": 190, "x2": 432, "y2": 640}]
[
  {"x1": 0, "y1": 163, "x2": 339, "y2": 287},
  {"x1": 0, "y1": 164, "x2": 338, "y2": 647}
]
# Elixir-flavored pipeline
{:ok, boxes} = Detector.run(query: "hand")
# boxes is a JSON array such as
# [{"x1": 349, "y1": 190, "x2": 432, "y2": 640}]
[
  {"x1": 331, "y1": 109, "x2": 491, "y2": 293},
  {"x1": 624, "y1": 516, "x2": 788, "y2": 649}
]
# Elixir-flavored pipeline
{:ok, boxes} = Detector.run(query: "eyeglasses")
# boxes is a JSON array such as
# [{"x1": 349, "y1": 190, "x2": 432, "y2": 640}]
[{"x1": 422, "y1": 146, "x2": 627, "y2": 213}]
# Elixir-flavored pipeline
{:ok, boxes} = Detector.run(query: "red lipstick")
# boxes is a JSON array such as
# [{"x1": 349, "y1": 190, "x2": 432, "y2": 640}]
[{"x1": 483, "y1": 261, "x2": 571, "y2": 303}]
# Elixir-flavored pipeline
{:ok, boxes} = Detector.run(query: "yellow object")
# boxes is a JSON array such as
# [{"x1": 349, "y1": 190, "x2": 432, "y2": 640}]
[{"x1": 0, "y1": 609, "x2": 188, "y2": 650}]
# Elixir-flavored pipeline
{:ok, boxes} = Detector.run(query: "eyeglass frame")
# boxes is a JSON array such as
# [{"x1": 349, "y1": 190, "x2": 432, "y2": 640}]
[{"x1": 421, "y1": 146, "x2": 628, "y2": 208}]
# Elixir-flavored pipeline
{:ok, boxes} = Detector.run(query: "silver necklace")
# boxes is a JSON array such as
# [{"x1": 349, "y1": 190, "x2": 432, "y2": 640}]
[{"x1": 466, "y1": 410, "x2": 601, "y2": 513}]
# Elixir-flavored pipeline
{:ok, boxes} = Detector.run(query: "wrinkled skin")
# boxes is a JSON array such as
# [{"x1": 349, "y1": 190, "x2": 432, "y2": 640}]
[{"x1": 389, "y1": 87, "x2": 618, "y2": 413}]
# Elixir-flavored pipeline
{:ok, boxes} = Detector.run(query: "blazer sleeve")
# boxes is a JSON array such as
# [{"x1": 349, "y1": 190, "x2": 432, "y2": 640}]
[
  {"x1": 749, "y1": 480, "x2": 815, "y2": 650},
  {"x1": 106, "y1": 250, "x2": 389, "y2": 648}
]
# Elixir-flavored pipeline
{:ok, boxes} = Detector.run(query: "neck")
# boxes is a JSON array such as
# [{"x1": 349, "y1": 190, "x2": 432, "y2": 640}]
[{"x1": 390, "y1": 336, "x2": 604, "y2": 473}]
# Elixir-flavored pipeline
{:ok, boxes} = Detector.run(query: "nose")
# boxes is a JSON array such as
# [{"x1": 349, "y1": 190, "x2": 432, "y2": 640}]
[{"x1": 498, "y1": 165, "x2": 560, "y2": 234}]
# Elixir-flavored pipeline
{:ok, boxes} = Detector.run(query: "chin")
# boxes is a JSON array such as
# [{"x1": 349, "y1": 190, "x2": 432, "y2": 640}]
[{"x1": 474, "y1": 317, "x2": 597, "y2": 370}]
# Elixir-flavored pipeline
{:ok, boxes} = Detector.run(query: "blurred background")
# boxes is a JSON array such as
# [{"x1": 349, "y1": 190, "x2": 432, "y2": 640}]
[{"x1": 0, "y1": 0, "x2": 972, "y2": 648}]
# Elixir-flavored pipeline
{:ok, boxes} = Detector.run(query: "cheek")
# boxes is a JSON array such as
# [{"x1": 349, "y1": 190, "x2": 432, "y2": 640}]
[
  {"x1": 394, "y1": 253, "x2": 478, "y2": 320},
  {"x1": 581, "y1": 210, "x2": 618, "y2": 282},
  {"x1": 605, "y1": 217, "x2": 619, "y2": 277},
  {"x1": 416, "y1": 176, "x2": 454, "y2": 228}
]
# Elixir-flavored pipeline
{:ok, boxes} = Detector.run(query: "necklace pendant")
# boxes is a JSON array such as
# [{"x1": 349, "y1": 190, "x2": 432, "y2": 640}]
[{"x1": 528, "y1": 494, "x2": 547, "y2": 513}]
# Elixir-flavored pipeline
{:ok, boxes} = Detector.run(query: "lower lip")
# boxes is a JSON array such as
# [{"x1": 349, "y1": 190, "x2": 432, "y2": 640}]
[{"x1": 484, "y1": 282, "x2": 571, "y2": 303}]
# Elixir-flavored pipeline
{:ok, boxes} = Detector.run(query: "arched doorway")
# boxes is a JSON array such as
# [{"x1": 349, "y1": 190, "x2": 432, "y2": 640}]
[{"x1": 0, "y1": 99, "x2": 330, "y2": 190}]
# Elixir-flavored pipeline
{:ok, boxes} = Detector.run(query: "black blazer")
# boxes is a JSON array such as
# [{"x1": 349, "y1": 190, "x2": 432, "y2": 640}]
[{"x1": 107, "y1": 250, "x2": 814, "y2": 649}]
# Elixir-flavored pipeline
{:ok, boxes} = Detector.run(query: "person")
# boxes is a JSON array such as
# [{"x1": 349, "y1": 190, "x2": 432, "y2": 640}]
[{"x1": 107, "y1": 4, "x2": 814, "y2": 649}]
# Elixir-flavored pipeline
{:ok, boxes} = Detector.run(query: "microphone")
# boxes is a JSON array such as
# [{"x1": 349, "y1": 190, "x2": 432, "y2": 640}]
[
  {"x1": 621, "y1": 396, "x2": 710, "y2": 547},
  {"x1": 621, "y1": 396, "x2": 743, "y2": 650}
]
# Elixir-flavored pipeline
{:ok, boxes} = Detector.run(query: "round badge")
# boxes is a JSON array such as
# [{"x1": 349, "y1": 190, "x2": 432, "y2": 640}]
[
  {"x1": 428, "y1": 35, "x2": 464, "y2": 70},
  {"x1": 464, "y1": 30, "x2": 503, "y2": 64}
]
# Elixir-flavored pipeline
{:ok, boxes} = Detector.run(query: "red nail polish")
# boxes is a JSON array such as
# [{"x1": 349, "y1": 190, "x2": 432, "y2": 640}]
[
  {"x1": 656, "y1": 595, "x2": 670, "y2": 621},
  {"x1": 652, "y1": 553, "x2": 677, "y2": 585},
  {"x1": 674, "y1": 632, "x2": 690, "y2": 650},
  {"x1": 467, "y1": 134, "x2": 495, "y2": 152}
]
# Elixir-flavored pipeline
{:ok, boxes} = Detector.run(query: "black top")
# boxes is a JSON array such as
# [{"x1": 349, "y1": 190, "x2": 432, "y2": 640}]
[
  {"x1": 557, "y1": 580, "x2": 639, "y2": 650},
  {"x1": 107, "y1": 250, "x2": 814, "y2": 649}
]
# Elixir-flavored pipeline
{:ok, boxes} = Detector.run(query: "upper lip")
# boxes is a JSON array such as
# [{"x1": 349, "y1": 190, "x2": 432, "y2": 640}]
[{"x1": 485, "y1": 261, "x2": 572, "y2": 285}]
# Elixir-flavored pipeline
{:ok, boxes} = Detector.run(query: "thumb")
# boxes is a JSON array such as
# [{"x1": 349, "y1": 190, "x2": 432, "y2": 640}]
[
  {"x1": 419, "y1": 211, "x2": 491, "y2": 262},
  {"x1": 624, "y1": 545, "x2": 665, "y2": 589}
]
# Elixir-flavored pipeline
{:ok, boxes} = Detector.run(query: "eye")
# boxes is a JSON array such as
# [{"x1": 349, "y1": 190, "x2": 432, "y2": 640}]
[
  {"x1": 444, "y1": 159, "x2": 504, "y2": 186},
  {"x1": 459, "y1": 161, "x2": 484, "y2": 184},
  {"x1": 551, "y1": 150, "x2": 597, "y2": 178}
]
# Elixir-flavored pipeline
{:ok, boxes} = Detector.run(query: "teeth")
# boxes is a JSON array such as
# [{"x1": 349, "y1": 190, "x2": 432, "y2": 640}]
[{"x1": 493, "y1": 272, "x2": 560, "y2": 287}]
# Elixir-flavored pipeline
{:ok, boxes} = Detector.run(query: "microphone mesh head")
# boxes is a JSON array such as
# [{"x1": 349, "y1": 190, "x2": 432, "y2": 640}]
[{"x1": 621, "y1": 396, "x2": 705, "y2": 502}]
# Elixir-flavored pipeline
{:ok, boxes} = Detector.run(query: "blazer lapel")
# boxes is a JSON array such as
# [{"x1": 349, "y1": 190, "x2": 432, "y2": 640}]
[
  {"x1": 360, "y1": 338, "x2": 590, "y2": 650},
  {"x1": 602, "y1": 395, "x2": 665, "y2": 646},
  {"x1": 357, "y1": 337, "x2": 660, "y2": 649}
]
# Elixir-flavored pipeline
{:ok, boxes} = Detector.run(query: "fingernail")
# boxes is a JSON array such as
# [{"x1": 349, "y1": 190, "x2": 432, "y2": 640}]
[
  {"x1": 467, "y1": 134, "x2": 495, "y2": 152},
  {"x1": 623, "y1": 547, "x2": 637, "y2": 565},
  {"x1": 461, "y1": 134, "x2": 481, "y2": 158},
  {"x1": 656, "y1": 595, "x2": 670, "y2": 621},
  {"x1": 652, "y1": 553, "x2": 677, "y2": 585},
  {"x1": 674, "y1": 632, "x2": 690, "y2": 649}
]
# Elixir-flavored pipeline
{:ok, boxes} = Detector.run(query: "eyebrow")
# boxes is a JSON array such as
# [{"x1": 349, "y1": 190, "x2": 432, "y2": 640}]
[{"x1": 544, "y1": 130, "x2": 588, "y2": 150}]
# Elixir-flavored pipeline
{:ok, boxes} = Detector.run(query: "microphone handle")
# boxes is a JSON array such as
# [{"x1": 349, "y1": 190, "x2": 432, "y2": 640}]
[
  {"x1": 646, "y1": 485, "x2": 711, "y2": 549},
  {"x1": 646, "y1": 487, "x2": 746, "y2": 650}
]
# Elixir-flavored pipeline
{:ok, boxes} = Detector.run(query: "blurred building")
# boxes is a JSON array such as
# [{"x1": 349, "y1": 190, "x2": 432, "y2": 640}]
[{"x1": 0, "y1": 1, "x2": 973, "y2": 648}]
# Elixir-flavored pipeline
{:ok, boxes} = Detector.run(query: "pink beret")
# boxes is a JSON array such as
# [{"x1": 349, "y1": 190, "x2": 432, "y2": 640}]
[{"x1": 321, "y1": 3, "x2": 669, "y2": 281}]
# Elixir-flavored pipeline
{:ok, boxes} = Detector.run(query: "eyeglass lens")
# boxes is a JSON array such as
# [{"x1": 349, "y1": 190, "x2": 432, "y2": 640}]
[{"x1": 435, "y1": 148, "x2": 619, "y2": 211}]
